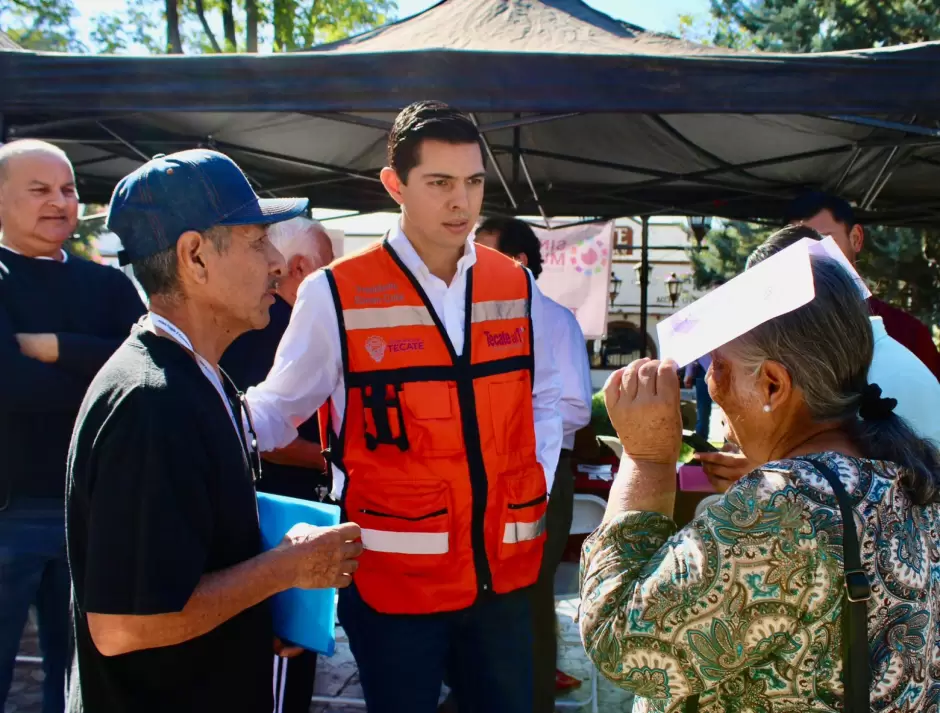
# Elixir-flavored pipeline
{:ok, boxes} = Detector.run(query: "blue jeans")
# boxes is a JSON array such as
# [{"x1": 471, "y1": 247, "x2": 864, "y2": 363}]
[
  {"x1": 0, "y1": 500, "x2": 70, "y2": 713},
  {"x1": 339, "y1": 584, "x2": 533, "y2": 713},
  {"x1": 694, "y1": 374, "x2": 713, "y2": 440}
]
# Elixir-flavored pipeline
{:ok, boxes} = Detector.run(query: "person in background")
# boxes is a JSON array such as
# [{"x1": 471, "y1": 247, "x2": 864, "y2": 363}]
[
  {"x1": 0, "y1": 139, "x2": 146, "y2": 713},
  {"x1": 683, "y1": 358, "x2": 713, "y2": 440},
  {"x1": 220, "y1": 215, "x2": 335, "y2": 713},
  {"x1": 787, "y1": 191, "x2": 940, "y2": 380},
  {"x1": 246, "y1": 102, "x2": 563, "y2": 713},
  {"x1": 698, "y1": 224, "x2": 940, "y2": 490},
  {"x1": 582, "y1": 256, "x2": 940, "y2": 712},
  {"x1": 474, "y1": 216, "x2": 591, "y2": 710},
  {"x1": 65, "y1": 150, "x2": 361, "y2": 713}
]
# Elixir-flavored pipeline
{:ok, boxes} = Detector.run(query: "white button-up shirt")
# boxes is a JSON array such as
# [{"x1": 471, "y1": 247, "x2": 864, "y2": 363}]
[
  {"x1": 246, "y1": 223, "x2": 564, "y2": 497},
  {"x1": 543, "y1": 296, "x2": 592, "y2": 451}
]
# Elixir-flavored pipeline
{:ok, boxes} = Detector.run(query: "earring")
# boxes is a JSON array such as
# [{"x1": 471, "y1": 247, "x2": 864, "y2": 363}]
[{"x1": 763, "y1": 404, "x2": 772, "y2": 413}]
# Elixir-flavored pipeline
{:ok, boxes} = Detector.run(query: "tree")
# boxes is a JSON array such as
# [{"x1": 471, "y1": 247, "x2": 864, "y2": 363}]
[
  {"x1": 703, "y1": 0, "x2": 940, "y2": 52},
  {"x1": 687, "y1": 221, "x2": 771, "y2": 289},
  {"x1": 1, "y1": 0, "x2": 85, "y2": 51},
  {"x1": 91, "y1": 0, "x2": 396, "y2": 55}
]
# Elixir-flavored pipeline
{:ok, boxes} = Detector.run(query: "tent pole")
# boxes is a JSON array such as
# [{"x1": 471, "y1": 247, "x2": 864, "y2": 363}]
[
  {"x1": 831, "y1": 148, "x2": 862, "y2": 193},
  {"x1": 512, "y1": 114, "x2": 521, "y2": 189},
  {"x1": 95, "y1": 123, "x2": 150, "y2": 162},
  {"x1": 822, "y1": 114, "x2": 940, "y2": 139},
  {"x1": 476, "y1": 113, "x2": 580, "y2": 134},
  {"x1": 305, "y1": 113, "x2": 393, "y2": 131},
  {"x1": 639, "y1": 216, "x2": 650, "y2": 358},
  {"x1": 518, "y1": 153, "x2": 550, "y2": 228},
  {"x1": 860, "y1": 116, "x2": 917, "y2": 210},
  {"x1": 471, "y1": 114, "x2": 518, "y2": 209},
  {"x1": 7, "y1": 113, "x2": 140, "y2": 137}
]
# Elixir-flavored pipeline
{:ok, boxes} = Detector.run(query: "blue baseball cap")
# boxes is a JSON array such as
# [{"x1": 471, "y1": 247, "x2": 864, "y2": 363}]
[{"x1": 107, "y1": 149, "x2": 308, "y2": 266}]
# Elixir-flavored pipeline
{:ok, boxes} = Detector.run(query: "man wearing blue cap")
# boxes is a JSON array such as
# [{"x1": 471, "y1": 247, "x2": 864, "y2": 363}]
[{"x1": 65, "y1": 149, "x2": 362, "y2": 713}]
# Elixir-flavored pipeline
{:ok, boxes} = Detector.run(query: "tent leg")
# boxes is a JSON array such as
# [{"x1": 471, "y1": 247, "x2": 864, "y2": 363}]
[{"x1": 639, "y1": 217, "x2": 650, "y2": 358}]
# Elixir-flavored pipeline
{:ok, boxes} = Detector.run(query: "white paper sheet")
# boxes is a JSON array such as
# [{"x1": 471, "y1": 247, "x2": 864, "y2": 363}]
[{"x1": 657, "y1": 236, "x2": 870, "y2": 367}]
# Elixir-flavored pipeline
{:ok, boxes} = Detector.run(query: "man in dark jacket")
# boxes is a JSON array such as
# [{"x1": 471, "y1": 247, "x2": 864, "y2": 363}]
[{"x1": 0, "y1": 140, "x2": 146, "y2": 713}]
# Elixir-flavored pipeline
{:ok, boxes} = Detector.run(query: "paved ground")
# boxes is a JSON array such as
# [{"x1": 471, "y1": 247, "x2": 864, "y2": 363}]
[{"x1": 10, "y1": 580, "x2": 635, "y2": 712}]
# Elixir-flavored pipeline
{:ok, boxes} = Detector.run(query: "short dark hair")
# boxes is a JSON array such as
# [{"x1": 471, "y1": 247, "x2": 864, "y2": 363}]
[
  {"x1": 745, "y1": 224, "x2": 825, "y2": 270},
  {"x1": 786, "y1": 191, "x2": 856, "y2": 229},
  {"x1": 477, "y1": 216, "x2": 544, "y2": 280},
  {"x1": 132, "y1": 226, "x2": 230, "y2": 299},
  {"x1": 387, "y1": 101, "x2": 483, "y2": 184}
]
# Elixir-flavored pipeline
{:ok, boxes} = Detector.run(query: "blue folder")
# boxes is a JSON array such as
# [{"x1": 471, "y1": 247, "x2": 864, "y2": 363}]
[{"x1": 257, "y1": 492, "x2": 341, "y2": 656}]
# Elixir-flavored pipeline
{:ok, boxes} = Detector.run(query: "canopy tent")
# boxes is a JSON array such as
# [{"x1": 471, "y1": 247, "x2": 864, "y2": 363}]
[{"x1": 1, "y1": 0, "x2": 939, "y2": 227}]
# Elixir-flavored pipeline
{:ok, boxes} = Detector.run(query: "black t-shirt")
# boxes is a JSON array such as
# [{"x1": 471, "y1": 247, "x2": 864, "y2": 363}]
[
  {"x1": 221, "y1": 295, "x2": 326, "y2": 501},
  {"x1": 66, "y1": 325, "x2": 272, "y2": 713}
]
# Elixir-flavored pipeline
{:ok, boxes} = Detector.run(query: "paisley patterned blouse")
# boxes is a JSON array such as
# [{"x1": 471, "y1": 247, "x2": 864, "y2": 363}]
[{"x1": 579, "y1": 453, "x2": 940, "y2": 713}]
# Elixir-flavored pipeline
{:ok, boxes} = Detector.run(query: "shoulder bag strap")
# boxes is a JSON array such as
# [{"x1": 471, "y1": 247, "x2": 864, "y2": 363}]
[{"x1": 800, "y1": 457, "x2": 871, "y2": 713}]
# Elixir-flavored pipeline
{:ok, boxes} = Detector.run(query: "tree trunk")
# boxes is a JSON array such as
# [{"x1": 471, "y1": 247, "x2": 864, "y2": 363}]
[
  {"x1": 245, "y1": 0, "x2": 259, "y2": 52},
  {"x1": 165, "y1": 0, "x2": 183, "y2": 53},
  {"x1": 193, "y1": 0, "x2": 223, "y2": 52},
  {"x1": 221, "y1": 0, "x2": 237, "y2": 51},
  {"x1": 272, "y1": 0, "x2": 294, "y2": 51}
]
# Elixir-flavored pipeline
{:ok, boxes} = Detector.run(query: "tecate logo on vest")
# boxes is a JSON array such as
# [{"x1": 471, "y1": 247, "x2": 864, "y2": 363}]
[
  {"x1": 484, "y1": 327, "x2": 526, "y2": 348},
  {"x1": 364, "y1": 335, "x2": 426, "y2": 363}
]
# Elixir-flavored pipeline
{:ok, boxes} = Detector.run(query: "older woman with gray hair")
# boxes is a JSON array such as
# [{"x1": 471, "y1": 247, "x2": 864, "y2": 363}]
[{"x1": 579, "y1": 255, "x2": 940, "y2": 712}]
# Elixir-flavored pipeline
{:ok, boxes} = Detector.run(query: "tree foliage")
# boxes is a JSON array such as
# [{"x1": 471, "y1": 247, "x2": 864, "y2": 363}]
[
  {"x1": 90, "y1": 0, "x2": 395, "y2": 55},
  {"x1": 0, "y1": 0, "x2": 85, "y2": 51},
  {"x1": 705, "y1": 0, "x2": 940, "y2": 52},
  {"x1": 687, "y1": 221, "x2": 771, "y2": 289}
]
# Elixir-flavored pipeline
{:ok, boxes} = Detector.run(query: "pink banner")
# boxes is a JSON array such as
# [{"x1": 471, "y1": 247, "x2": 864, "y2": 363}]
[{"x1": 533, "y1": 221, "x2": 614, "y2": 339}]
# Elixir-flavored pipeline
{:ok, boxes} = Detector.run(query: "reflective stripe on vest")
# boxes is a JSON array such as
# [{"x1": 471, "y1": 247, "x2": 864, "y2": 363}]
[
  {"x1": 470, "y1": 298, "x2": 528, "y2": 323},
  {"x1": 343, "y1": 304, "x2": 435, "y2": 331},
  {"x1": 361, "y1": 529, "x2": 449, "y2": 555},
  {"x1": 502, "y1": 514, "x2": 547, "y2": 544}
]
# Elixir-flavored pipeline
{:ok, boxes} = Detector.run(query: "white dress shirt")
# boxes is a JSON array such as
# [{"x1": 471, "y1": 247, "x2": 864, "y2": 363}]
[
  {"x1": 543, "y1": 297, "x2": 592, "y2": 451},
  {"x1": 246, "y1": 222, "x2": 564, "y2": 497},
  {"x1": 868, "y1": 316, "x2": 940, "y2": 444}
]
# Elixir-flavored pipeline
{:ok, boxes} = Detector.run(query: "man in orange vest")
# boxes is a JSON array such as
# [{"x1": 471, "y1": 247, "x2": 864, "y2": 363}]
[{"x1": 246, "y1": 101, "x2": 563, "y2": 712}]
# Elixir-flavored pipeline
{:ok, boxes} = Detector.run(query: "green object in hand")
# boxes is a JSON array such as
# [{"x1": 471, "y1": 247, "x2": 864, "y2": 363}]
[
  {"x1": 679, "y1": 441, "x2": 697, "y2": 464},
  {"x1": 590, "y1": 391, "x2": 617, "y2": 438}
]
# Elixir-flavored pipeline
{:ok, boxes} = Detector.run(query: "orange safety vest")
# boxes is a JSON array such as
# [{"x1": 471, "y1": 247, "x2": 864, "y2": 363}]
[{"x1": 318, "y1": 239, "x2": 547, "y2": 615}]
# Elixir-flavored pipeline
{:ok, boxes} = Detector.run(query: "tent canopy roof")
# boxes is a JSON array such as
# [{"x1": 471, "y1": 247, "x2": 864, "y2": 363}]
[{"x1": 1, "y1": 0, "x2": 939, "y2": 225}]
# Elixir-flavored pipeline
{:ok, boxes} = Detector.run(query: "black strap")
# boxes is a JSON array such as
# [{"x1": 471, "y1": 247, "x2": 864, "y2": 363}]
[
  {"x1": 801, "y1": 457, "x2": 871, "y2": 713},
  {"x1": 685, "y1": 458, "x2": 870, "y2": 713}
]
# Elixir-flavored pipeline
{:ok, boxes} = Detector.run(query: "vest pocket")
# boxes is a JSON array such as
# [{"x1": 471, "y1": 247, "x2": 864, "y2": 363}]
[
  {"x1": 487, "y1": 373, "x2": 536, "y2": 455},
  {"x1": 399, "y1": 381, "x2": 464, "y2": 457},
  {"x1": 496, "y1": 467, "x2": 548, "y2": 561},
  {"x1": 351, "y1": 482, "x2": 453, "y2": 572}
]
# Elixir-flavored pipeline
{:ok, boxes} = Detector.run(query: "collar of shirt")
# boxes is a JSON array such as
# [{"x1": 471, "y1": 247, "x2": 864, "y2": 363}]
[
  {"x1": 870, "y1": 316, "x2": 888, "y2": 344},
  {"x1": 0, "y1": 242, "x2": 68, "y2": 263},
  {"x1": 386, "y1": 220, "x2": 476, "y2": 286}
]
